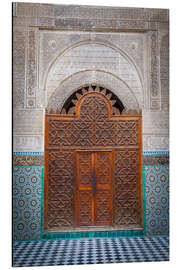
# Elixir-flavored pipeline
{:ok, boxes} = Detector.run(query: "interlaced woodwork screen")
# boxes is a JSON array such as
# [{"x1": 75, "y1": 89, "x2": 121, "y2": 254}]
[{"x1": 44, "y1": 85, "x2": 143, "y2": 232}]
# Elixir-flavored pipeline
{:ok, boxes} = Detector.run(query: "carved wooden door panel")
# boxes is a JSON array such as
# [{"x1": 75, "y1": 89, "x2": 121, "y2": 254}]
[
  {"x1": 44, "y1": 85, "x2": 143, "y2": 232},
  {"x1": 76, "y1": 151, "x2": 113, "y2": 226},
  {"x1": 76, "y1": 151, "x2": 94, "y2": 226},
  {"x1": 94, "y1": 152, "x2": 113, "y2": 226}
]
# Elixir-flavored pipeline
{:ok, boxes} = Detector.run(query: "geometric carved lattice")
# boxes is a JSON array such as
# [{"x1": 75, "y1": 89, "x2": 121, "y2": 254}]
[
  {"x1": 48, "y1": 119, "x2": 139, "y2": 147},
  {"x1": 76, "y1": 151, "x2": 113, "y2": 226},
  {"x1": 48, "y1": 94, "x2": 139, "y2": 147},
  {"x1": 78, "y1": 190, "x2": 93, "y2": 226},
  {"x1": 46, "y1": 151, "x2": 74, "y2": 229},
  {"x1": 95, "y1": 152, "x2": 111, "y2": 185},
  {"x1": 45, "y1": 87, "x2": 142, "y2": 231},
  {"x1": 114, "y1": 150, "x2": 140, "y2": 225},
  {"x1": 95, "y1": 190, "x2": 112, "y2": 224},
  {"x1": 93, "y1": 151, "x2": 113, "y2": 226},
  {"x1": 76, "y1": 152, "x2": 93, "y2": 226},
  {"x1": 78, "y1": 152, "x2": 92, "y2": 187}
]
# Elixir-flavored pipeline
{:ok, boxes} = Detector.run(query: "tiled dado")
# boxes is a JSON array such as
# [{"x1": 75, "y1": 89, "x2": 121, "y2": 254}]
[
  {"x1": 13, "y1": 152, "x2": 169, "y2": 240},
  {"x1": 12, "y1": 165, "x2": 143, "y2": 241},
  {"x1": 144, "y1": 166, "x2": 169, "y2": 236},
  {"x1": 13, "y1": 167, "x2": 42, "y2": 240}
]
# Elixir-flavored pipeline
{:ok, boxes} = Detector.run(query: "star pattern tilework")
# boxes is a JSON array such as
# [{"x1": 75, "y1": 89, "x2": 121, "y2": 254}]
[
  {"x1": 145, "y1": 166, "x2": 169, "y2": 236},
  {"x1": 12, "y1": 160, "x2": 169, "y2": 240},
  {"x1": 13, "y1": 167, "x2": 42, "y2": 240}
]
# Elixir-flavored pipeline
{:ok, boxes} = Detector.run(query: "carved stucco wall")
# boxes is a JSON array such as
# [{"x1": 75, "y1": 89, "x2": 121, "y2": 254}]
[
  {"x1": 13, "y1": 3, "x2": 169, "y2": 152},
  {"x1": 41, "y1": 36, "x2": 144, "y2": 110}
]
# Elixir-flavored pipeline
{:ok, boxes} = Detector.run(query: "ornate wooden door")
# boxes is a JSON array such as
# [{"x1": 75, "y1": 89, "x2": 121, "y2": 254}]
[
  {"x1": 76, "y1": 151, "x2": 113, "y2": 226},
  {"x1": 44, "y1": 85, "x2": 143, "y2": 232}
]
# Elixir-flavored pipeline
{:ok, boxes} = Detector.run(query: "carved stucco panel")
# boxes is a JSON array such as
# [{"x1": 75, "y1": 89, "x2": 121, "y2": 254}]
[
  {"x1": 26, "y1": 27, "x2": 39, "y2": 109},
  {"x1": 16, "y1": 3, "x2": 54, "y2": 18},
  {"x1": 39, "y1": 31, "x2": 145, "y2": 88},
  {"x1": 160, "y1": 33, "x2": 169, "y2": 112},
  {"x1": 47, "y1": 70, "x2": 140, "y2": 111},
  {"x1": 143, "y1": 110, "x2": 169, "y2": 151},
  {"x1": 149, "y1": 31, "x2": 161, "y2": 111},
  {"x1": 53, "y1": 5, "x2": 168, "y2": 22},
  {"x1": 143, "y1": 135, "x2": 169, "y2": 151},
  {"x1": 43, "y1": 42, "x2": 143, "y2": 109},
  {"x1": 143, "y1": 111, "x2": 169, "y2": 135},
  {"x1": 13, "y1": 109, "x2": 44, "y2": 135},
  {"x1": 13, "y1": 135, "x2": 44, "y2": 152},
  {"x1": 13, "y1": 109, "x2": 44, "y2": 152},
  {"x1": 13, "y1": 26, "x2": 26, "y2": 108}
]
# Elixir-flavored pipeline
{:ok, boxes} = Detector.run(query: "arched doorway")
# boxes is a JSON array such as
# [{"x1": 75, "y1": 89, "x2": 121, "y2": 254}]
[{"x1": 44, "y1": 85, "x2": 143, "y2": 232}]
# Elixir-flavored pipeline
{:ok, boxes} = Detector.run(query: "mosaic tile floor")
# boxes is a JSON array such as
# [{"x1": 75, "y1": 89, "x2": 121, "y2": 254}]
[{"x1": 13, "y1": 236, "x2": 169, "y2": 267}]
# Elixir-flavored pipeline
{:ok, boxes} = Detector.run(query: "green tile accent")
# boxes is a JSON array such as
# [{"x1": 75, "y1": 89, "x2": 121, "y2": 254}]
[
  {"x1": 144, "y1": 165, "x2": 168, "y2": 167},
  {"x1": 40, "y1": 230, "x2": 144, "y2": 240},
  {"x1": 88, "y1": 232, "x2": 93, "y2": 238},
  {"x1": 41, "y1": 167, "x2": 44, "y2": 234},
  {"x1": 143, "y1": 166, "x2": 147, "y2": 236}
]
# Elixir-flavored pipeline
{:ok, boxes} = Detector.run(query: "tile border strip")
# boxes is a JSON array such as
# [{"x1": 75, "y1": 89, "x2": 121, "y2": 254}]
[
  {"x1": 13, "y1": 155, "x2": 44, "y2": 166},
  {"x1": 41, "y1": 230, "x2": 144, "y2": 240},
  {"x1": 13, "y1": 234, "x2": 170, "y2": 243},
  {"x1": 143, "y1": 151, "x2": 169, "y2": 155},
  {"x1": 13, "y1": 151, "x2": 169, "y2": 167},
  {"x1": 143, "y1": 155, "x2": 169, "y2": 166},
  {"x1": 13, "y1": 151, "x2": 169, "y2": 156},
  {"x1": 13, "y1": 152, "x2": 44, "y2": 156}
]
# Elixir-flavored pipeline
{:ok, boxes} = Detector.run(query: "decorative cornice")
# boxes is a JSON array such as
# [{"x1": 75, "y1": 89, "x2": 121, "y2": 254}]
[{"x1": 13, "y1": 3, "x2": 169, "y2": 31}]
